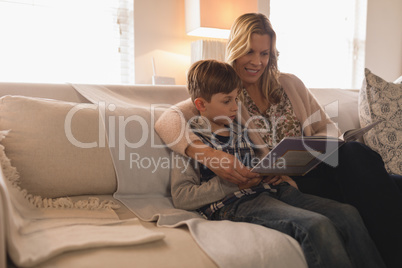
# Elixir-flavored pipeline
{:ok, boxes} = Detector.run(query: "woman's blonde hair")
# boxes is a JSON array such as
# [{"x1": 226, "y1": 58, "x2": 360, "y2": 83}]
[{"x1": 226, "y1": 13, "x2": 282, "y2": 104}]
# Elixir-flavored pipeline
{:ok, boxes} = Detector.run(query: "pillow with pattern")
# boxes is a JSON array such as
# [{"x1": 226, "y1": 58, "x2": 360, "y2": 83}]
[{"x1": 358, "y1": 68, "x2": 402, "y2": 175}]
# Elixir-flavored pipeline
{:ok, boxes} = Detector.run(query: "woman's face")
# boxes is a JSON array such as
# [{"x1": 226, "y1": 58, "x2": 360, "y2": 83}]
[{"x1": 235, "y1": 33, "x2": 271, "y2": 88}]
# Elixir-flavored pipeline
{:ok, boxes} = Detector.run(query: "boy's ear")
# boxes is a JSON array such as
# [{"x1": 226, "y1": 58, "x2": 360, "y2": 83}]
[{"x1": 194, "y1": 97, "x2": 207, "y2": 112}]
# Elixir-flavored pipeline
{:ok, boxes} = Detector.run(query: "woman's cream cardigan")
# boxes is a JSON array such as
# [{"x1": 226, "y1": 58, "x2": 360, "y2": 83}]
[{"x1": 155, "y1": 73, "x2": 340, "y2": 157}]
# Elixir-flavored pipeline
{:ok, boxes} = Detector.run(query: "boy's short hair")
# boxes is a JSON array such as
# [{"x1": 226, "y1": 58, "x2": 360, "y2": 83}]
[{"x1": 187, "y1": 60, "x2": 243, "y2": 102}]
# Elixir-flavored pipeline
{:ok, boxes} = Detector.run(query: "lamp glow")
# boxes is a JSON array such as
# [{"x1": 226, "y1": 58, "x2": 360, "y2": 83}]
[{"x1": 185, "y1": 0, "x2": 257, "y2": 39}]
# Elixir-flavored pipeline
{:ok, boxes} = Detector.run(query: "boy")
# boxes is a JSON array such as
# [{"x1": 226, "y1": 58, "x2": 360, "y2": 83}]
[{"x1": 170, "y1": 60, "x2": 385, "y2": 268}]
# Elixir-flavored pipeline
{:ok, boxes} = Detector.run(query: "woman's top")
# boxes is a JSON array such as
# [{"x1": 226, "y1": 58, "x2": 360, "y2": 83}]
[
  {"x1": 155, "y1": 73, "x2": 340, "y2": 157},
  {"x1": 242, "y1": 88, "x2": 302, "y2": 149}
]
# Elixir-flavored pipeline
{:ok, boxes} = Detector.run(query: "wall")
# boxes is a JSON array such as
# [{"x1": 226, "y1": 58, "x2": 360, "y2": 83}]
[
  {"x1": 134, "y1": 0, "x2": 197, "y2": 85},
  {"x1": 134, "y1": 0, "x2": 401, "y2": 85},
  {"x1": 365, "y1": 0, "x2": 402, "y2": 81},
  {"x1": 134, "y1": 0, "x2": 268, "y2": 85}
]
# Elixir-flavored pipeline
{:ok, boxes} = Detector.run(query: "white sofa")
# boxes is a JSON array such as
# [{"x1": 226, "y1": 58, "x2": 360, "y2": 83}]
[{"x1": 0, "y1": 82, "x2": 360, "y2": 268}]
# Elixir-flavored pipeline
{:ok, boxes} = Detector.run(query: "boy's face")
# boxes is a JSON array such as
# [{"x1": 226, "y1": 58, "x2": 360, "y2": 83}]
[{"x1": 199, "y1": 88, "x2": 239, "y2": 129}]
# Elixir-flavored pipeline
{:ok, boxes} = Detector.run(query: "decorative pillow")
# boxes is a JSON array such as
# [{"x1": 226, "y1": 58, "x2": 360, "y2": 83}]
[
  {"x1": 0, "y1": 95, "x2": 117, "y2": 198},
  {"x1": 358, "y1": 69, "x2": 402, "y2": 175}
]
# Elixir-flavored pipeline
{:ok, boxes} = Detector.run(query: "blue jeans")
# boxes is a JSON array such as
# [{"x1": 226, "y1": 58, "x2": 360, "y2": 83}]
[
  {"x1": 293, "y1": 141, "x2": 402, "y2": 268},
  {"x1": 212, "y1": 183, "x2": 385, "y2": 268}
]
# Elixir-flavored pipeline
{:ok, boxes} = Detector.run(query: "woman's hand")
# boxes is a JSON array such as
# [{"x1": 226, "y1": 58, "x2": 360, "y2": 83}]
[{"x1": 186, "y1": 141, "x2": 260, "y2": 185}]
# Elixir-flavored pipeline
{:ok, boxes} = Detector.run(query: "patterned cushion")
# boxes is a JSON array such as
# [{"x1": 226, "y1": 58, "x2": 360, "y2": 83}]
[{"x1": 358, "y1": 68, "x2": 402, "y2": 175}]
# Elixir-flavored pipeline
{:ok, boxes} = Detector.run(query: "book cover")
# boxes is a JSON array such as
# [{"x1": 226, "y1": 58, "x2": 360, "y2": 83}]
[{"x1": 251, "y1": 120, "x2": 382, "y2": 176}]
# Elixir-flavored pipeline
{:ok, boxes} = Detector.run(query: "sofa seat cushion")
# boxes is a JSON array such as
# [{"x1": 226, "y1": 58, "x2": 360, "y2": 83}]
[
  {"x1": 0, "y1": 95, "x2": 116, "y2": 198},
  {"x1": 358, "y1": 69, "x2": 402, "y2": 175}
]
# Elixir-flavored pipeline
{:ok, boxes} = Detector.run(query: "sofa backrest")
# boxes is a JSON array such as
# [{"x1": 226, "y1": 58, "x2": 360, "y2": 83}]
[
  {"x1": 0, "y1": 83, "x2": 191, "y2": 198},
  {"x1": 0, "y1": 82, "x2": 190, "y2": 103},
  {"x1": 0, "y1": 83, "x2": 360, "y2": 199},
  {"x1": 0, "y1": 83, "x2": 360, "y2": 133},
  {"x1": 309, "y1": 88, "x2": 360, "y2": 133}
]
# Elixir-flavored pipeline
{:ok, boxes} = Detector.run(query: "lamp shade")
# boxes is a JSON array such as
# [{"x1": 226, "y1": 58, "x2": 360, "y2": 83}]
[
  {"x1": 185, "y1": 0, "x2": 258, "y2": 39},
  {"x1": 191, "y1": 39, "x2": 226, "y2": 63}
]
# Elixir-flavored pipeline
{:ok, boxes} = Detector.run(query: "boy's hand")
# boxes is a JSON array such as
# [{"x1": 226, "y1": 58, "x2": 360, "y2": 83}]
[
  {"x1": 263, "y1": 175, "x2": 282, "y2": 185},
  {"x1": 187, "y1": 142, "x2": 260, "y2": 185},
  {"x1": 238, "y1": 177, "x2": 262, "y2": 190},
  {"x1": 207, "y1": 150, "x2": 260, "y2": 185},
  {"x1": 263, "y1": 175, "x2": 298, "y2": 189}
]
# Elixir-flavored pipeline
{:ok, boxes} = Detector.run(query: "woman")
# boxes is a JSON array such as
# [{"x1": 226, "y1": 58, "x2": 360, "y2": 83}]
[{"x1": 156, "y1": 13, "x2": 402, "y2": 267}]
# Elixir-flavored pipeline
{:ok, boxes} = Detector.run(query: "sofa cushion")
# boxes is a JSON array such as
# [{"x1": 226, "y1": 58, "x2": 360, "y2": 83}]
[
  {"x1": 358, "y1": 69, "x2": 402, "y2": 175},
  {"x1": 309, "y1": 88, "x2": 360, "y2": 134},
  {"x1": 0, "y1": 95, "x2": 116, "y2": 198}
]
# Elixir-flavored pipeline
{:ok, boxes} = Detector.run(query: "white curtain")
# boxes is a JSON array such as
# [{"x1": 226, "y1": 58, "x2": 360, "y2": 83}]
[{"x1": 0, "y1": 0, "x2": 134, "y2": 84}]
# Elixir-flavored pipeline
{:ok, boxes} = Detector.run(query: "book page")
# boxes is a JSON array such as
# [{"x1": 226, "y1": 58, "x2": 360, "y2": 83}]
[
  {"x1": 279, "y1": 150, "x2": 322, "y2": 166},
  {"x1": 342, "y1": 120, "x2": 383, "y2": 141},
  {"x1": 286, "y1": 136, "x2": 339, "y2": 140}
]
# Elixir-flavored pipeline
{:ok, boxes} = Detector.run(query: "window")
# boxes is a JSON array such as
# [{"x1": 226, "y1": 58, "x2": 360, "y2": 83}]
[
  {"x1": 269, "y1": 0, "x2": 367, "y2": 89},
  {"x1": 0, "y1": 0, "x2": 134, "y2": 84}
]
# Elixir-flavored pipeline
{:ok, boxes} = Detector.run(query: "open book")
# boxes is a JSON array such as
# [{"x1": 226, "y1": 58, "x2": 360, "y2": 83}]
[{"x1": 251, "y1": 120, "x2": 382, "y2": 176}]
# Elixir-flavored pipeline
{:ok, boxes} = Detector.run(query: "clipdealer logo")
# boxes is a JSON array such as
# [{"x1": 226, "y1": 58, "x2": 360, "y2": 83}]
[{"x1": 63, "y1": 100, "x2": 342, "y2": 168}]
